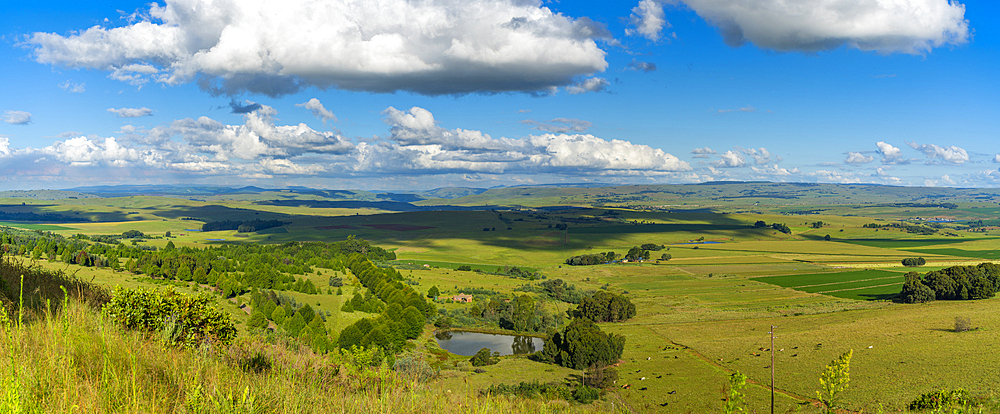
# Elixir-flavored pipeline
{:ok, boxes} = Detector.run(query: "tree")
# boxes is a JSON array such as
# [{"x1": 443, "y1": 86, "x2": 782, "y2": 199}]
[
  {"x1": 824, "y1": 234, "x2": 832, "y2": 241},
  {"x1": 753, "y1": 220, "x2": 767, "y2": 228},
  {"x1": 165, "y1": 231, "x2": 171, "y2": 238},
  {"x1": 660, "y1": 253, "x2": 672, "y2": 261},
  {"x1": 537, "y1": 318, "x2": 625, "y2": 369},
  {"x1": 817, "y1": 350, "x2": 853, "y2": 414},
  {"x1": 510, "y1": 294, "x2": 535, "y2": 332},
  {"x1": 164, "y1": 240, "x2": 176, "y2": 251},
  {"x1": 900, "y1": 274, "x2": 935, "y2": 303},
  {"x1": 270, "y1": 306, "x2": 287, "y2": 324},
  {"x1": 427, "y1": 286, "x2": 440, "y2": 298},
  {"x1": 470, "y1": 347, "x2": 499, "y2": 366},
  {"x1": 298, "y1": 304, "x2": 316, "y2": 324},
  {"x1": 247, "y1": 311, "x2": 269, "y2": 331},
  {"x1": 575, "y1": 291, "x2": 635, "y2": 323},
  {"x1": 285, "y1": 311, "x2": 307, "y2": 337}
]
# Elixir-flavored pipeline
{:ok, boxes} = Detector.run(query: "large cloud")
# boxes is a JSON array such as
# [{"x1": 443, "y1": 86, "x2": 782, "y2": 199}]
[
  {"x1": 876, "y1": 141, "x2": 904, "y2": 164},
  {"x1": 907, "y1": 141, "x2": 969, "y2": 164},
  {"x1": 1, "y1": 104, "x2": 689, "y2": 182},
  {"x1": 677, "y1": 0, "x2": 969, "y2": 54},
  {"x1": 627, "y1": 0, "x2": 670, "y2": 41},
  {"x1": 378, "y1": 106, "x2": 690, "y2": 174},
  {"x1": 29, "y1": 0, "x2": 608, "y2": 96}
]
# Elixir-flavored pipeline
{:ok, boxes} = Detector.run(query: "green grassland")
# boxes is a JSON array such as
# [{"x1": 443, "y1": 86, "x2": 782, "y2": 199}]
[{"x1": 4, "y1": 183, "x2": 1000, "y2": 412}]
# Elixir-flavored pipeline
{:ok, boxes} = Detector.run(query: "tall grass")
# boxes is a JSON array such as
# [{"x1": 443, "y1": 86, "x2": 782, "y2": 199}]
[{"x1": 0, "y1": 257, "x2": 608, "y2": 413}]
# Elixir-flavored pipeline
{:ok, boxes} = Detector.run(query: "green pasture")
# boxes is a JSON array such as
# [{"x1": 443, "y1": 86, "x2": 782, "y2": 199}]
[
  {"x1": 839, "y1": 238, "x2": 981, "y2": 249},
  {"x1": 751, "y1": 269, "x2": 899, "y2": 289},
  {"x1": 751, "y1": 270, "x2": 904, "y2": 302},
  {"x1": 10, "y1": 188, "x2": 1000, "y2": 411},
  {"x1": 0, "y1": 222, "x2": 73, "y2": 231},
  {"x1": 904, "y1": 248, "x2": 1000, "y2": 260}
]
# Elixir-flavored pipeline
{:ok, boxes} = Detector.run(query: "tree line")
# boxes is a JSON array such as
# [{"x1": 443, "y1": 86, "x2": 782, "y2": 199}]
[
  {"x1": 900, "y1": 263, "x2": 1000, "y2": 303},
  {"x1": 336, "y1": 254, "x2": 435, "y2": 352}
]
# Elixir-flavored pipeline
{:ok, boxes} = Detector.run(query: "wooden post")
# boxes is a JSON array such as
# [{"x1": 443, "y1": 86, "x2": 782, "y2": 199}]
[{"x1": 770, "y1": 325, "x2": 776, "y2": 414}]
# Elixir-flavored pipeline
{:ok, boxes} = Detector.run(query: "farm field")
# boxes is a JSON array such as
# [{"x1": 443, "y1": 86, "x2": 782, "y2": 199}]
[{"x1": 2, "y1": 183, "x2": 1000, "y2": 413}]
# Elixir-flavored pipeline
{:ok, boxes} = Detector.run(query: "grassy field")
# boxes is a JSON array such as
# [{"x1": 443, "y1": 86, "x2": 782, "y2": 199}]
[{"x1": 4, "y1": 184, "x2": 1000, "y2": 412}]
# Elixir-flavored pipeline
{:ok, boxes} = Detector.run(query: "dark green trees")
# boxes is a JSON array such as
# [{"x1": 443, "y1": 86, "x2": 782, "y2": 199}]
[
  {"x1": 900, "y1": 272, "x2": 935, "y2": 303},
  {"x1": 336, "y1": 254, "x2": 433, "y2": 351},
  {"x1": 470, "y1": 348, "x2": 500, "y2": 366},
  {"x1": 899, "y1": 263, "x2": 1000, "y2": 302},
  {"x1": 537, "y1": 318, "x2": 625, "y2": 370},
  {"x1": 574, "y1": 291, "x2": 636, "y2": 322},
  {"x1": 902, "y1": 257, "x2": 927, "y2": 267}
]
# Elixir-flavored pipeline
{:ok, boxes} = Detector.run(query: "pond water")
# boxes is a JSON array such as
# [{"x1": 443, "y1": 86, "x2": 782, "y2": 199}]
[{"x1": 434, "y1": 331, "x2": 545, "y2": 356}]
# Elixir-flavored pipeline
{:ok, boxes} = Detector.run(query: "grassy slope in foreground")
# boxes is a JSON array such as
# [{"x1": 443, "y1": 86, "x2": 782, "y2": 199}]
[{"x1": 0, "y1": 259, "x2": 612, "y2": 413}]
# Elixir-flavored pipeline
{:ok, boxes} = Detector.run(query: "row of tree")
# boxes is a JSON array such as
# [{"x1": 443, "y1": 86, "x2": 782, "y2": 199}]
[
  {"x1": 900, "y1": 263, "x2": 1000, "y2": 303},
  {"x1": 571, "y1": 291, "x2": 635, "y2": 322},
  {"x1": 336, "y1": 254, "x2": 435, "y2": 351},
  {"x1": 247, "y1": 289, "x2": 333, "y2": 352},
  {"x1": 1, "y1": 228, "x2": 393, "y2": 296},
  {"x1": 565, "y1": 244, "x2": 664, "y2": 266},
  {"x1": 467, "y1": 294, "x2": 558, "y2": 333}
]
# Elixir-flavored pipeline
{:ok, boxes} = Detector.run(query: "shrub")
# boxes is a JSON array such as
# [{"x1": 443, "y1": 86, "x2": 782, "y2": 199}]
[
  {"x1": 954, "y1": 316, "x2": 972, "y2": 332},
  {"x1": 102, "y1": 286, "x2": 237, "y2": 347},
  {"x1": 247, "y1": 311, "x2": 269, "y2": 331},
  {"x1": 470, "y1": 347, "x2": 499, "y2": 367},
  {"x1": 908, "y1": 389, "x2": 971, "y2": 411},
  {"x1": 393, "y1": 352, "x2": 436, "y2": 383},
  {"x1": 572, "y1": 384, "x2": 599, "y2": 404},
  {"x1": 456, "y1": 265, "x2": 472, "y2": 271}
]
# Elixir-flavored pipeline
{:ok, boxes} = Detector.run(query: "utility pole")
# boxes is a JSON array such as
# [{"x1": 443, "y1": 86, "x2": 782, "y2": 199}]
[{"x1": 770, "y1": 325, "x2": 776, "y2": 414}]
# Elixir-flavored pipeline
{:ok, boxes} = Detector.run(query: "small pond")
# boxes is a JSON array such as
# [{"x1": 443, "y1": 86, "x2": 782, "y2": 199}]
[{"x1": 434, "y1": 331, "x2": 544, "y2": 356}]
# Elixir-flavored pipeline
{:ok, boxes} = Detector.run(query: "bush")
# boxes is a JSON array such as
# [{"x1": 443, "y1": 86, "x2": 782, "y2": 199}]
[
  {"x1": 393, "y1": 352, "x2": 436, "y2": 383},
  {"x1": 954, "y1": 316, "x2": 972, "y2": 332},
  {"x1": 456, "y1": 265, "x2": 472, "y2": 271},
  {"x1": 572, "y1": 385, "x2": 599, "y2": 404},
  {"x1": 908, "y1": 389, "x2": 971, "y2": 411},
  {"x1": 102, "y1": 286, "x2": 237, "y2": 347},
  {"x1": 470, "y1": 347, "x2": 500, "y2": 367},
  {"x1": 247, "y1": 311, "x2": 269, "y2": 331}
]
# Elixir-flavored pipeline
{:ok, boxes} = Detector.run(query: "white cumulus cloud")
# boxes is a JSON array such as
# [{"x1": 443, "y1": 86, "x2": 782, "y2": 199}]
[
  {"x1": 907, "y1": 142, "x2": 969, "y2": 164},
  {"x1": 627, "y1": 0, "x2": 670, "y2": 41},
  {"x1": 876, "y1": 141, "x2": 903, "y2": 164},
  {"x1": 714, "y1": 150, "x2": 746, "y2": 168},
  {"x1": 296, "y1": 98, "x2": 337, "y2": 123},
  {"x1": 680, "y1": 0, "x2": 969, "y2": 54},
  {"x1": 29, "y1": 0, "x2": 609, "y2": 96},
  {"x1": 108, "y1": 107, "x2": 154, "y2": 118}
]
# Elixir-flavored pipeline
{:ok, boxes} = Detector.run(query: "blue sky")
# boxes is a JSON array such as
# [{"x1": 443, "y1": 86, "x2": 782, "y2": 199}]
[{"x1": 0, "y1": 0, "x2": 997, "y2": 191}]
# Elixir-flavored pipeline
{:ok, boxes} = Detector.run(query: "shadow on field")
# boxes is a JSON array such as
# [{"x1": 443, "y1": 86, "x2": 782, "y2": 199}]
[
  {"x1": 854, "y1": 292, "x2": 899, "y2": 301},
  {"x1": 0, "y1": 204, "x2": 132, "y2": 223}
]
